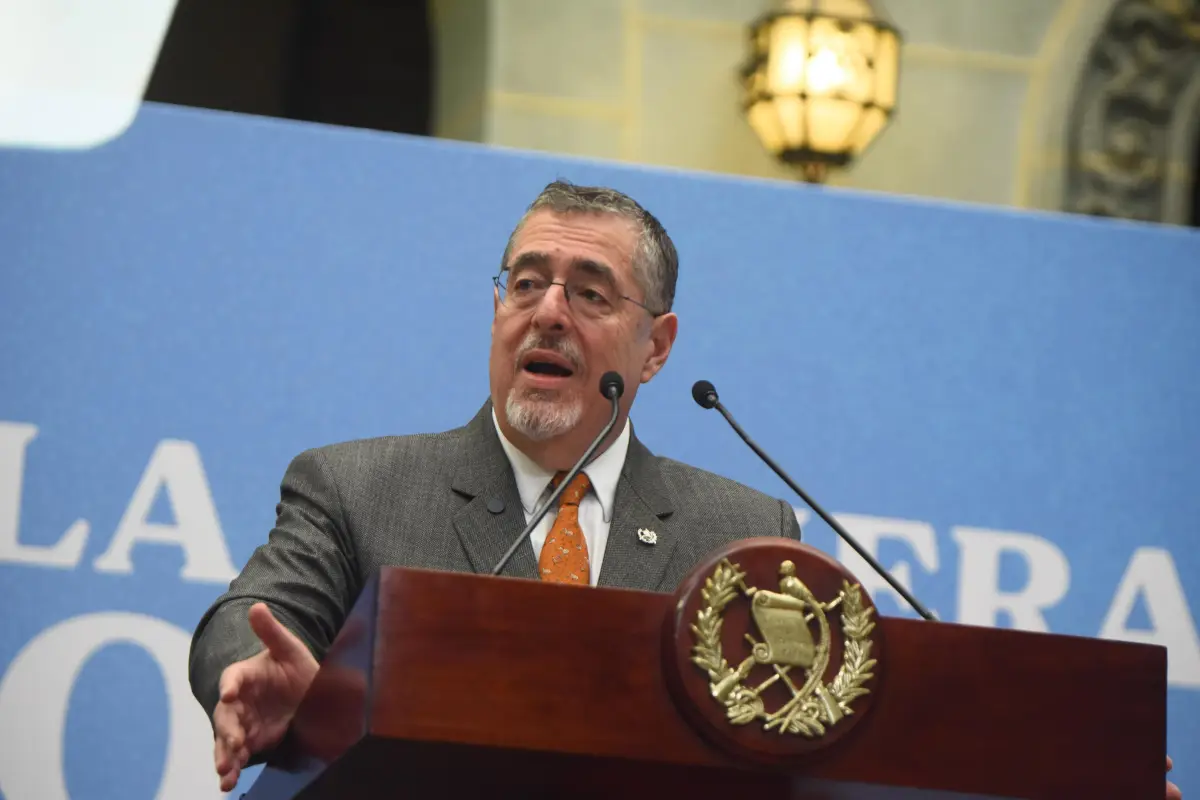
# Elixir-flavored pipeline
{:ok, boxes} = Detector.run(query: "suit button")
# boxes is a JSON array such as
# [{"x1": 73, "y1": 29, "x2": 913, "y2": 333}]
[{"x1": 486, "y1": 497, "x2": 505, "y2": 514}]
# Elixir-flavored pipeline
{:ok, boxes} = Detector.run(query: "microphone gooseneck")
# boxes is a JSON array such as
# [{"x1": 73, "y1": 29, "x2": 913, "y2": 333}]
[
  {"x1": 490, "y1": 372, "x2": 626, "y2": 577},
  {"x1": 690, "y1": 379, "x2": 938, "y2": 622}
]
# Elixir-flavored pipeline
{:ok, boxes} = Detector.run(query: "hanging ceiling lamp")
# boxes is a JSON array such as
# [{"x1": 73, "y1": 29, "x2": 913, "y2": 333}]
[{"x1": 741, "y1": 0, "x2": 903, "y2": 183}]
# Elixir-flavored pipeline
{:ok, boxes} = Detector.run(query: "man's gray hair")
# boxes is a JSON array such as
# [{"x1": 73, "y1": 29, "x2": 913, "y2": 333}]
[{"x1": 501, "y1": 180, "x2": 679, "y2": 314}]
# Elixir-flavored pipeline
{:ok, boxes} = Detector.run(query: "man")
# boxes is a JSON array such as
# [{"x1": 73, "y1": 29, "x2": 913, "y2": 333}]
[{"x1": 190, "y1": 181, "x2": 804, "y2": 791}]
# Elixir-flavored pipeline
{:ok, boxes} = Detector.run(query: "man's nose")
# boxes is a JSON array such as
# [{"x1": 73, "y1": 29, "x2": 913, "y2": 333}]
[{"x1": 531, "y1": 283, "x2": 573, "y2": 330}]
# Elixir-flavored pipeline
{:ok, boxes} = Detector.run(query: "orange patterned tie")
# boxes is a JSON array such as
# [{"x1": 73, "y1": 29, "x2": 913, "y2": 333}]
[{"x1": 538, "y1": 471, "x2": 591, "y2": 585}]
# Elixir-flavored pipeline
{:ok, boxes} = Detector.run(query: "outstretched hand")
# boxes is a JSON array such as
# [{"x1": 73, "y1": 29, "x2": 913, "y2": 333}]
[{"x1": 212, "y1": 603, "x2": 319, "y2": 792}]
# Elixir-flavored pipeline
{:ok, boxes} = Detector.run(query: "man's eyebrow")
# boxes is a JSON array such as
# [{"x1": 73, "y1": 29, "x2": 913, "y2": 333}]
[
  {"x1": 571, "y1": 258, "x2": 616, "y2": 284},
  {"x1": 507, "y1": 251, "x2": 549, "y2": 270},
  {"x1": 506, "y1": 253, "x2": 617, "y2": 283}
]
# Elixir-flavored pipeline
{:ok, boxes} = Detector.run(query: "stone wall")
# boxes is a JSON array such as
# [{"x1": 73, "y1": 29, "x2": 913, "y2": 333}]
[{"x1": 431, "y1": 0, "x2": 1199, "y2": 222}]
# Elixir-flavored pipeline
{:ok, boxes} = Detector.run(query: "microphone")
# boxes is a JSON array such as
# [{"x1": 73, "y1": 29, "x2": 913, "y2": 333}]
[
  {"x1": 491, "y1": 371, "x2": 625, "y2": 577},
  {"x1": 691, "y1": 379, "x2": 938, "y2": 622}
]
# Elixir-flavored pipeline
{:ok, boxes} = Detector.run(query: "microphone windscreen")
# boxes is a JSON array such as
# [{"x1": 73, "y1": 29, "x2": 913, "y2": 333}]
[
  {"x1": 691, "y1": 380, "x2": 718, "y2": 409},
  {"x1": 600, "y1": 371, "x2": 625, "y2": 399}
]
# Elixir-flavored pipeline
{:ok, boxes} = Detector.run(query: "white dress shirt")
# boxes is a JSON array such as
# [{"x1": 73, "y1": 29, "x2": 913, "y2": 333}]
[{"x1": 492, "y1": 410, "x2": 630, "y2": 585}]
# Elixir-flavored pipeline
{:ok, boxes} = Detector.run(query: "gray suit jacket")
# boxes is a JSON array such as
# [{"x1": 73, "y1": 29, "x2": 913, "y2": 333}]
[{"x1": 188, "y1": 402, "x2": 801, "y2": 722}]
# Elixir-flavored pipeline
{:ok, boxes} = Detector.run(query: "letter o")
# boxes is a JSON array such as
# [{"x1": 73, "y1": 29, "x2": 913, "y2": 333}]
[{"x1": 0, "y1": 613, "x2": 219, "y2": 799}]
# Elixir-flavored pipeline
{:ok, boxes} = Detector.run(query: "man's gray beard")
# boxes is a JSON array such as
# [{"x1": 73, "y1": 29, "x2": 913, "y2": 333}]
[{"x1": 506, "y1": 389, "x2": 583, "y2": 441}]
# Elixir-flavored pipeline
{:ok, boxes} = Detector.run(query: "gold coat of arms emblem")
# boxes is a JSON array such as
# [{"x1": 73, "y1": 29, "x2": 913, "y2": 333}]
[{"x1": 689, "y1": 557, "x2": 877, "y2": 738}]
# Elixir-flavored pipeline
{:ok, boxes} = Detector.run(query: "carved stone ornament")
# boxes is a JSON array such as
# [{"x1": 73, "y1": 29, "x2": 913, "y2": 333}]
[
  {"x1": 663, "y1": 538, "x2": 881, "y2": 761},
  {"x1": 1065, "y1": 0, "x2": 1200, "y2": 223}
]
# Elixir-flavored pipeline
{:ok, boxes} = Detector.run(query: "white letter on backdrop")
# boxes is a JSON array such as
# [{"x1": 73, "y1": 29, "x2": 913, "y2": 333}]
[
  {"x1": 952, "y1": 527, "x2": 1070, "y2": 631},
  {"x1": 0, "y1": 422, "x2": 88, "y2": 568},
  {"x1": 1099, "y1": 547, "x2": 1200, "y2": 688},
  {"x1": 0, "y1": 612, "x2": 223, "y2": 799},
  {"x1": 835, "y1": 515, "x2": 939, "y2": 617},
  {"x1": 94, "y1": 439, "x2": 235, "y2": 582}
]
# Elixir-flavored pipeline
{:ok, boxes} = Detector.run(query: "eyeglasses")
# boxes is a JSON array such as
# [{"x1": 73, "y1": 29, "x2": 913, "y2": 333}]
[{"x1": 493, "y1": 268, "x2": 661, "y2": 320}]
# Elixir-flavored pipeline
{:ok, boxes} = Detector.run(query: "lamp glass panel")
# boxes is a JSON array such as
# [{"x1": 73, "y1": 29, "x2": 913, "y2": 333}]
[
  {"x1": 775, "y1": 95, "x2": 807, "y2": 150},
  {"x1": 748, "y1": 100, "x2": 786, "y2": 154},
  {"x1": 874, "y1": 29, "x2": 899, "y2": 109},
  {"x1": 847, "y1": 24, "x2": 882, "y2": 104},
  {"x1": 849, "y1": 106, "x2": 887, "y2": 152},
  {"x1": 807, "y1": 96, "x2": 860, "y2": 151},
  {"x1": 766, "y1": 17, "x2": 810, "y2": 95},
  {"x1": 808, "y1": 17, "x2": 873, "y2": 102}
]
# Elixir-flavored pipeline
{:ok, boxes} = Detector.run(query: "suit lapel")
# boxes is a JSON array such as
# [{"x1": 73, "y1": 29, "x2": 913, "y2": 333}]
[
  {"x1": 449, "y1": 407, "x2": 678, "y2": 588},
  {"x1": 597, "y1": 432, "x2": 677, "y2": 592},
  {"x1": 450, "y1": 404, "x2": 539, "y2": 580}
]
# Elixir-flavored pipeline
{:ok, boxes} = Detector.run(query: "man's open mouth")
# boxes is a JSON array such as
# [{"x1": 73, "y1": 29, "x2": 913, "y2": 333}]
[{"x1": 523, "y1": 361, "x2": 574, "y2": 377}]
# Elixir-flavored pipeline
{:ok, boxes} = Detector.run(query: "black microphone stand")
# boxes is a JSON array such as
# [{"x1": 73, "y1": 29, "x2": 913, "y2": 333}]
[{"x1": 693, "y1": 380, "x2": 938, "y2": 622}]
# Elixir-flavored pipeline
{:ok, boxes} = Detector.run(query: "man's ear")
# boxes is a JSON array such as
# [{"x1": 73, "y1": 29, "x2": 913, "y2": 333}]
[{"x1": 640, "y1": 312, "x2": 678, "y2": 383}]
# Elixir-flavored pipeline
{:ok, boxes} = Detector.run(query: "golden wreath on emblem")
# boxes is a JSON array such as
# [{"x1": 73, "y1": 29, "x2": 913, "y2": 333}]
[{"x1": 689, "y1": 558, "x2": 876, "y2": 737}]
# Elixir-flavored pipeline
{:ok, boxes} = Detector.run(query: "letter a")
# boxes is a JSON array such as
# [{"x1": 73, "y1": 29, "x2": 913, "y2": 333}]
[
  {"x1": 1099, "y1": 548, "x2": 1200, "y2": 688},
  {"x1": 94, "y1": 440, "x2": 236, "y2": 582}
]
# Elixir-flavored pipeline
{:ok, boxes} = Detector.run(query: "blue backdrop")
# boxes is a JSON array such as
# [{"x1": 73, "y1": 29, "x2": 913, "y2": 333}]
[{"x1": 0, "y1": 103, "x2": 1197, "y2": 798}]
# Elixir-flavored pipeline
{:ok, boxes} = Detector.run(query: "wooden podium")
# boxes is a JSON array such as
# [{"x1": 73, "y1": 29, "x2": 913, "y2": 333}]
[{"x1": 243, "y1": 539, "x2": 1166, "y2": 799}]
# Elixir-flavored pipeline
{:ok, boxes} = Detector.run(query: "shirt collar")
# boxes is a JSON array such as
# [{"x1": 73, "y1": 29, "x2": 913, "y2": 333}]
[{"x1": 491, "y1": 409, "x2": 630, "y2": 523}]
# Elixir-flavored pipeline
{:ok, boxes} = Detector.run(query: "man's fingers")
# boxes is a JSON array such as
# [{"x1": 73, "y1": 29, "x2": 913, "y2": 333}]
[
  {"x1": 219, "y1": 764, "x2": 240, "y2": 794},
  {"x1": 218, "y1": 665, "x2": 244, "y2": 703},
  {"x1": 1165, "y1": 755, "x2": 1182, "y2": 800},
  {"x1": 214, "y1": 735, "x2": 230, "y2": 774},
  {"x1": 213, "y1": 697, "x2": 242, "y2": 736},
  {"x1": 212, "y1": 701, "x2": 244, "y2": 772},
  {"x1": 215, "y1": 721, "x2": 251, "y2": 792},
  {"x1": 220, "y1": 739, "x2": 253, "y2": 792},
  {"x1": 248, "y1": 602, "x2": 307, "y2": 662}
]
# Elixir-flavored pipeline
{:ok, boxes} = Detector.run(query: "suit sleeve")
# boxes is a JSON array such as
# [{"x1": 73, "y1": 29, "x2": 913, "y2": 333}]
[
  {"x1": 780, "y1": 499, "x2": 803, "y2": 541},
  {"x1": 188, "y1": 447, "x2": 362, "y2": 725}
]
